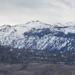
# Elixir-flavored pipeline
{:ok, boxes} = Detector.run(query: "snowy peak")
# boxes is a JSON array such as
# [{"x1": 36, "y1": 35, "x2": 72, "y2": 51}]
[
  {"x1": 18, "y1": 20, "x2": 51, "y2": 30},
  {"x1": 1, "y1": 21, "x2": 75, "y2": 36}
]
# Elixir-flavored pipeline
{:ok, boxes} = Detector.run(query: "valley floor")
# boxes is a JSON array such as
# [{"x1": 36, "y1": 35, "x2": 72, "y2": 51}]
[{"x1": 0, "y1": 63, "x2": 75, "y2": 75}]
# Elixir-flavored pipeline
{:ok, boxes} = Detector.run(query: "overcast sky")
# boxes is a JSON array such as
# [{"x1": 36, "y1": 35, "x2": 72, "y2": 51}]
[{"x1": 0, "y1": 0, "x2": 75, "y2": 25}]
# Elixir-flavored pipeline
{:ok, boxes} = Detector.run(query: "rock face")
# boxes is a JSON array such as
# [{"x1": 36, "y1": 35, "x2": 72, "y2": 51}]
[{"x1": 0, "y1": 20, "x2": 75, "y2": 52}]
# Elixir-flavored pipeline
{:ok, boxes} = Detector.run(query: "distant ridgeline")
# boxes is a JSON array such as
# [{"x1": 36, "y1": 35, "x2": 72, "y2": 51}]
[{"x1": 0, "y1": 45, "x2": 75, "y2": 65}]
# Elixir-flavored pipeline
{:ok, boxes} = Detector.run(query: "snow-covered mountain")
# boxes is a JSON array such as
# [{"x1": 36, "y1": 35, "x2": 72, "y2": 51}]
[{"x1": 0, "y1": 20, "x2": 75, "y2": 52}]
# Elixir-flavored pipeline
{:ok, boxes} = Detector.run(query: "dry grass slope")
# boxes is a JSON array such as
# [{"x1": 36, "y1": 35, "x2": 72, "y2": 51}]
[{"x1": 0, "y1": 63, "x2": 75, "y2": 75}]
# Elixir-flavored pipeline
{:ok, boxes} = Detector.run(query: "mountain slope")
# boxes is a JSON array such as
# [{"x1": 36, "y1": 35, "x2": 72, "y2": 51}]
[{"x1": 0, "y1": 20, "x2": 75, "y2": 52}]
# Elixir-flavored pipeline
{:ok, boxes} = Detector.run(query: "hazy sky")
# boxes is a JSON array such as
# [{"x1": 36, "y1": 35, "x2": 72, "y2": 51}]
[{"x1": 0, "y1": 0, "x2": 75, "y2": 25}]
